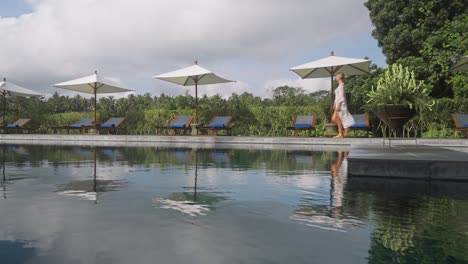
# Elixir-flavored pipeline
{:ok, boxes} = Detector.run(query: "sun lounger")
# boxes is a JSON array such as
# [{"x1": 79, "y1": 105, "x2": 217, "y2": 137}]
[
  {"x1": 5, "y1": 118, "x2": 32, "y2": 134},
  {"x1": 197, "y1": 116, "x2": 233, "y2": 136},
  {"x1": 51, "y1": 118, "x2": 94, "y2": 134},
  {"x1": 156, "y1": 115, "x2": 193, "y2": 135},
  {"x1": 349, "y1": 113, "x2": 372, "y2": 137},
  {"x1": 98, "y1": 117, "x2": 127, "y2": 135},
  {"x1": 286, "y1": 115, "x2": 317, "y2": 136},
  {"x1": 452, "y1": 114, "x2": 468, "y2": 138}
]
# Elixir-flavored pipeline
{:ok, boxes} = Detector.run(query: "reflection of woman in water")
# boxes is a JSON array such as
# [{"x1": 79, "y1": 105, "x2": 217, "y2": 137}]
[{"x1": 330, "y1": 151, "x2": 348, "y2": 217}]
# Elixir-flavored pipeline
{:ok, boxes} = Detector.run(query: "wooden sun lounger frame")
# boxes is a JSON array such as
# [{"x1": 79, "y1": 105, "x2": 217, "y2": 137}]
[
  {"x1": 3, "y1": 118, "x2": 32, "y2": 134},
  {"x1": 286, "y1": 115, "x2": 317, "y2": 137},
  {"x1": 349, "y1": 113, "x2": 372, "y2": 137},
  {"x1": 197, "y1": 116, "x2": 233, "y2": 136},
  {"x1": 51, "y1": 118, "x2": 94, "y2": 134},
  {"x1": 452, "y1": 114, "x2": 468, "y2": 138},
  {"x1": 98, "y1": 117, "x2": 127, "y2": 135},
  {"x1": 156, "y1": 115, "x2": 193, "y2": 135}
]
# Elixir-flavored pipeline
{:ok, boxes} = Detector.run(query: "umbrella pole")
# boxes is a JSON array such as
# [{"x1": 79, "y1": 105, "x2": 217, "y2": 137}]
[
  {"x1": 195, "y1": 81, "x2": 198, "y2": 125},
  {"x1": 330, "y1": 75, "x2": 334, "y2": 118},
  {"x1": 93, "y1": 148, "x2": 97, "y2": 204},
  {"x1": 94, "y1": 85, "x2": 97, "y2": 130},
  {"x1": 2, "y1": 92, "x2": 6, "y2": 127},
  {"x1": 195, "y1": 80, "x2": 199, "y2": 135},
  {"x1": 194, "y1": 151, "x2": 198, "y2": 202}
]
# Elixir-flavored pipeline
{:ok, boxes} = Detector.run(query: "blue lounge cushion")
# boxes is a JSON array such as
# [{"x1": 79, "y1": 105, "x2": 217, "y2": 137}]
[
  {"x1": 100, "y1": 123, "x2": 115, "y2": 128},
  {"x1": 170, "y1": 123, "x2": 186, "y2": 128},
  {"x1": 351, "y1": 123, "x2": 367, "y2": 128},
  {"x1": 462, "y1": 123, "x2": 468, "y2": 128},
  {"x1": 209, "y1": 123, "x2": 225, "y2": 128},
  {"x1": 294, "y1": 123, "x2": 312, "y2": 128},
  {"x1": 7, "y1": 124, "x2": 18, "y2": 128}
]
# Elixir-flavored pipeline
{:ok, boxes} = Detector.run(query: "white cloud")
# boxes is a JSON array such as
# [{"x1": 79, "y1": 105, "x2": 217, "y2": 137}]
[{"x1": 0, "y1": 0, "x2": 376, "y2": 98}]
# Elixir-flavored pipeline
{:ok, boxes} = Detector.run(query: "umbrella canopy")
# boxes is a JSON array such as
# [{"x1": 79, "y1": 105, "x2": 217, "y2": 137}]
[
  {"x1": 53, "y1": 71, "x2": 133, "y2": 129},
  {"x1": 0, "y1": 78, "x2": 42, "y2": 125},
  {"x1": 154, "y1": 61, "x2": 234, "y2": 126},
  {"x1": 0, "y1": 78, "x2": 42, "y2": 97},
  {"x1": 290, "y1": 52, "x2": 371, "y2": 115},
  {"x1": 451, "y1": 55, "x2": 468, "y2": 72},
  {"x1": 290, "y1": 54, "x2": 371, "y2": 78}
]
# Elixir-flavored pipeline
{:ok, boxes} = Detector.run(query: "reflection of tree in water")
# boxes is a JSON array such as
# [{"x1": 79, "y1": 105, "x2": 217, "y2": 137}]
[
  {"x1": 368, "y1": 197, "x2": 468, "y2": 263},
  {"x1": 119, "y1": 147, "x2": 335, "y2": 174},
  {"x1": 344, "y1": 175, "x2": 468, "y2": 263}
]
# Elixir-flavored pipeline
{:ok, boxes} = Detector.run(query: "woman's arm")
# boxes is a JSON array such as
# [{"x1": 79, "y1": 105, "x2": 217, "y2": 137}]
[{"x1": 335, "y1": 85, "x2": 344, "y2": 111}]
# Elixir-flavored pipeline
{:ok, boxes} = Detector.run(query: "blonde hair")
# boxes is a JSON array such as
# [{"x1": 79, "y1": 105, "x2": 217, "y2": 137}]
[{"x1": 336, "y1": 72, "x2": 345, "y2": 80}]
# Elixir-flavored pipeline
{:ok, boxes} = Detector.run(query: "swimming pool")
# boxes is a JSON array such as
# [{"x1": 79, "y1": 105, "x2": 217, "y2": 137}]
[{"x1": 0, "y1": 145, "x2": 467, "y2": 263}]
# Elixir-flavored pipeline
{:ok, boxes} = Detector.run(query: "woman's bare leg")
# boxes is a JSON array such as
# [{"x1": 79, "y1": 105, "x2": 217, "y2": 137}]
[
  {"x1": 344, "y1": 128, "x2": 350, "y2": 137},
  {"x1": 332, "y1": 111, "x2": 343, "y2": 138}
]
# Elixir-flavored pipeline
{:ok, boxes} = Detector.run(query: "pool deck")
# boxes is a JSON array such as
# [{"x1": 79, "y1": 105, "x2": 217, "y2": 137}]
[
  {"x1": 348, "y1": 145, "x2": 468, "y2": 181},
  {"x1": 0, "y1": 134, "x2": 467, "y2": 149}
]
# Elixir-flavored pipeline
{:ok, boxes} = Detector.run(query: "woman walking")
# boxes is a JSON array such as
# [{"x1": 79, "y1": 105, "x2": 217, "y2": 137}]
[{"x1": 332, "y1": 73, "x2": 355, "y2": 138}]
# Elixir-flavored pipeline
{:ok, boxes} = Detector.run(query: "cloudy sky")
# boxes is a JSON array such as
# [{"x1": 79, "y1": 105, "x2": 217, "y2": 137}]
[{"x1": 0, "y1": 0, "x2": 385, "y2": 98}]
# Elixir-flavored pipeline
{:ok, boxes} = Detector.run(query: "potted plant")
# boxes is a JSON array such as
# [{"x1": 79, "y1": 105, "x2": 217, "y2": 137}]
[{"x1": 366, "y1": 64, "x2": 433, "y2": 129}]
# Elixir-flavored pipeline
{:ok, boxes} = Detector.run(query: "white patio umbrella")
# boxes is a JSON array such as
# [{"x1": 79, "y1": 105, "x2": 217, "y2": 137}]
[
  {"x1": 154, "y1": 61, "x2": 234, "y2": 125},
  {"x1": 0, "y1": 78, "x2": 42, "y2": 125},
  {"x1": 53, "y1": 71, "x2": 134, "y2": 129},
  {"x1": 290, "y1": 51, "x2": 371, "y2": 114},
  {"x1": 451, "y1": 55, "x2": 468, "y2": 72}
]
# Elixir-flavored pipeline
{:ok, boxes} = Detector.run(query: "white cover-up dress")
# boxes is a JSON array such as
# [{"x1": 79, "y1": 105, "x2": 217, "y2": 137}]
[{"x1": 334, "y1": 83, "x2": 355, "y2": 128}]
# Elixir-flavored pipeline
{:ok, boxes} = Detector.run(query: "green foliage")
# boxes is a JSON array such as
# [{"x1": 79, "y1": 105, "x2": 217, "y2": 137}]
[
  {"x1": 365, "y1": 0, "x2": 468, "y2": 98},
  {"x1": 365, "y1": 0, "x2": 466, "y2": 64},
  {"x1": 366, "y1": 64, "x2": 433, "y2": 112},
  {"x1": 346, "y1": 63, "x2": 384, "y2": 113},
  {"x1": 47, "y1": 112, "x2": 97, "y2": 127}
]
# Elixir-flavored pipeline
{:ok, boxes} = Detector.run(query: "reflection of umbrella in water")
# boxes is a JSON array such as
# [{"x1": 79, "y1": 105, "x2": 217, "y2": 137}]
[
  {"x1": 154, "y1": 151, "x2": 226, "y2": 216},
  {"x1": 1, "y1": 145, "x2": 38, "y2": 199},
  {"x1": 57, "y1": 148, "x2": 125, "y2": 203},
  {"x1": 1, "y1": 146, "x2": 6, "y2": 199}
]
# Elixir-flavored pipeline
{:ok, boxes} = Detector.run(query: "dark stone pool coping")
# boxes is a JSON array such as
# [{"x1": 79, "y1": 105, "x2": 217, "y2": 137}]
[
  {"x1": 348, "y1": 145, "x2": 468, "y2": 180},
  {"x1": 0, "y1": 134, "x2": 467, "y2": 150}
]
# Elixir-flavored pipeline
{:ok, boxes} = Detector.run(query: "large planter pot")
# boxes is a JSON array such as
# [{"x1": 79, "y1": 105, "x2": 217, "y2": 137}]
[{"x1": 374, "y1": 104, "x2": 415, "y2": 130}]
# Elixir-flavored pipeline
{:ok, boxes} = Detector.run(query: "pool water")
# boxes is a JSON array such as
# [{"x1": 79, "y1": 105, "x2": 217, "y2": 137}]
[{"x1": 0, "y1": 145, "x2": 467, "y2": 264}]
